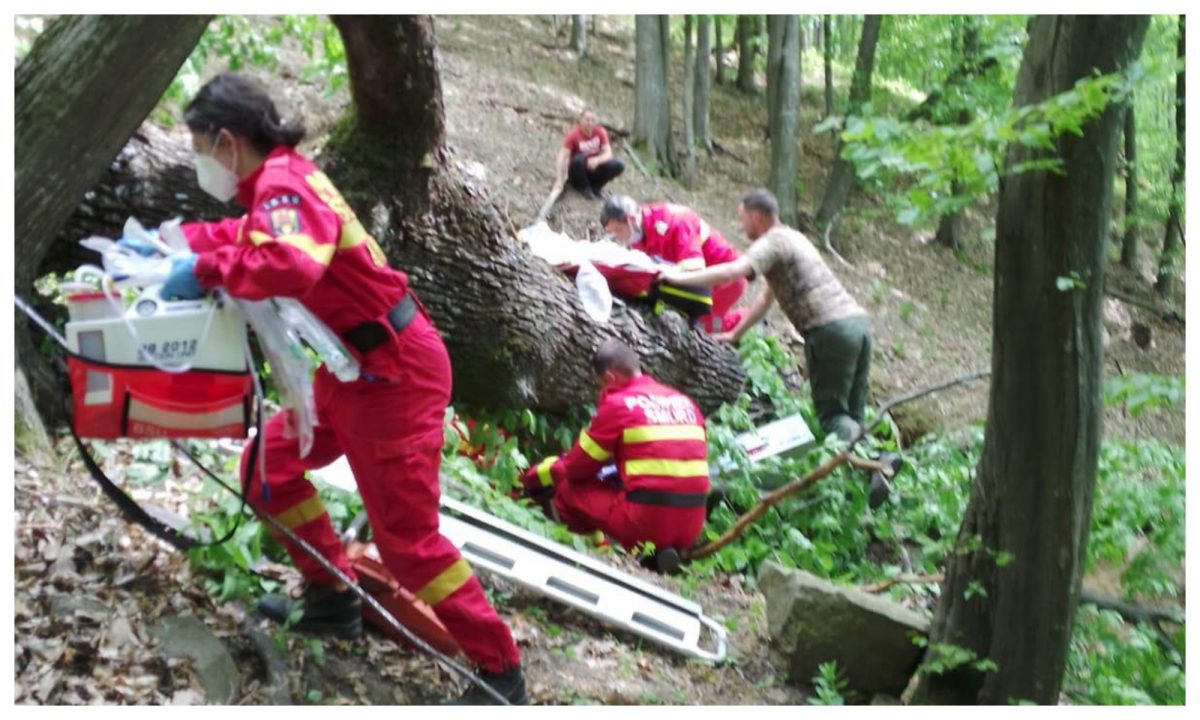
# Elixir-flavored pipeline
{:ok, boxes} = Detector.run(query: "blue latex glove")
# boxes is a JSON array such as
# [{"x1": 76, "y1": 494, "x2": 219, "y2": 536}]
[
  {"x1": 117, "y1": 231, "x2": 161, "y2": 257},
  {"x1": 160, "y1": 254, "x2": 205, "y2": 300}
]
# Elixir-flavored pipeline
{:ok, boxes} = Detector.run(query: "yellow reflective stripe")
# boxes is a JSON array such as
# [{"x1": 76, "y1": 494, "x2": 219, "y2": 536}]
[
  {"x1": 623, "y1": 424, "x2": 706, "y2": 444},
  {"x1": 677, "y1": 257, "x2": 706, "y2": 271},
  {"x1": 624, "y1": 458, "x2": 710, "y2": 477},
  {"x1": 578, "y1": 430, "x2": 612, "y2": 462},
  {"x1": 248, "y1": 230, "x2": 334, "y2": 266},
  {"x1": 537, "y1": 456, "x2": 558, "y2": 487},
  {"x1": 659, "y1": 284, "x2": 713, "y2": 305},
  {"x1": 274, "y1": 494, "x2": 328, "y2": 530},
  {"x1": 337, "y1": 220, "x2": 368, "y2": 250},
  {"x1": 416, "y1": 558, "x2": 473, "y2": 606}
]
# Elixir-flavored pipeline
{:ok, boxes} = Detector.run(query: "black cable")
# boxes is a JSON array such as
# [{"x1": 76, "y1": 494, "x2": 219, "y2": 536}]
[{"x1": 172, "y1": 442, "x2": 510, "y2": 705}]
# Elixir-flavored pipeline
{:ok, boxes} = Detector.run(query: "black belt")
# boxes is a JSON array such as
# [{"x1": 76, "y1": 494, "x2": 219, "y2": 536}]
[
  {"x1": 343, "y1": 294, "x2": 418, "y2": 354},
  {"x1": 626, "y1": 489, "x2": 708, "y2": 508}
]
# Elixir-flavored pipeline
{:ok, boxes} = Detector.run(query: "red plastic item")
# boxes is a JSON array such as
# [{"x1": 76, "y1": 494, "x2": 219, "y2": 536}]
[
  {"x1": 558, "y1": 263, "x2": 657, "y2": 299},
  {"x1": 346, "y1": 541, "x2": 462, "y2": 657},
  {"x1": 66, "y1": 355, "x2": 252, "y2": 439}
]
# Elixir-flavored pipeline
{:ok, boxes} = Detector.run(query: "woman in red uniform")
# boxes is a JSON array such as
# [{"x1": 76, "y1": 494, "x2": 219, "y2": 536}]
[{"x1": 157, "y1": 73, "x2": 525, "y2": 704}]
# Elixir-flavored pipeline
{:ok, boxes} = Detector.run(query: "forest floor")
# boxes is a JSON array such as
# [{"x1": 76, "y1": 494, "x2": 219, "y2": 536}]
[{"x1": 13, "y1": 14, "x2": 1186, "y2": 706}]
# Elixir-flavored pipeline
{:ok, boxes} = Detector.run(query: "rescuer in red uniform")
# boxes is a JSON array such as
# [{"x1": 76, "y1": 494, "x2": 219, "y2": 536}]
[
  {"x1": 153, "y1": 73, "x2": 524, "y2": 704},
  {"x1": 599, "y1": 196, "x2": 747, "y2": 334},
  {"x1": 520, "y1": 340, "x2": 710, "y2": 554}
]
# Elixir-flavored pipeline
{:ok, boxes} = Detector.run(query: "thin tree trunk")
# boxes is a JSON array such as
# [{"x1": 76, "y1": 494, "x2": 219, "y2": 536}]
[
  {"x1": 766, "y1": 15, "x2": 786, "y2": 139},
  {"x1": 1120, "y1": 99, "x2": 1139, "y2": 271},
  {"x1": 935, "y1": 16, "x2": 979, "y2": 252},
  {"x1": 823, "y1": 15, "x2": 835, "y2": 118},
  {"x1": 736, "y1": 15, "x2": 757, "y2": 93},
  {"x1": 715, "y1": 18, "x2": 726, "y2": 85},
  {"x1": 814, "y1": 14, "x2": 883, "y2": 248},
  {"x1": 694, "y1": 15, "x2": 713, "y2": 153},
  {"x1": 683, "y1": 15, "x2": 697, "y2": 188},
  {"x1": 14, "y1": 14, "x2": 212, "y2": 425},
  {"x1": 1156, "y1": 15, "x2": 1185, "y2": 297},
  {"x1": 634, "y1": 15, "x2": 676, "y2": 177},
  {"x1": 911, "y1": 15, "x2": 1150, "y2": 705},
  {"x1": 768, "y1": 16, "x2": 802, "y2": 228},
  {"x1": 571, "y1": 15, "x2": 587, "y2": 57}
]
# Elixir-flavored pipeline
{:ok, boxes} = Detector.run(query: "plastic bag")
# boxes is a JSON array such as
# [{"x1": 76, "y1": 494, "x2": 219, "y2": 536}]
[
  {"x1": 575, "y1": 261, "x2": 613, "y2": 323},
  {"x1": 235, "y1": 298, "x2": 321, "y2": 457},
  {"x1": 79, "y1": 217, "x2": 177, "y2": 290},
  {"x1": 273, "y1": 298, "x2": 360, "y2": 382}
]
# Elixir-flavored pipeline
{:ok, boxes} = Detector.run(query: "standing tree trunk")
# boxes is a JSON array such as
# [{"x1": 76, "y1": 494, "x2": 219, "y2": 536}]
[
  {"x1": 814, "y1": 14, "x2": 883, "y2": 248},
  {"x1": 694, "y1": 15, "x2": 713, "y2": 153},
  {"x1": 715, "y1": 17, "x2": 727, "y2": 85},
  {"x1": 1120, "y1": 98, "x2": 1140, "y2": 271},
  {"x1": 766, "y1": 15, "x2": 787, "y2": 139},
  {"x1": 934, "y1": 16, "x2": 980, "y2": 252},
  {"x1": 823, "y1": 15, "x2": 835, "y2": 118},
  {"x1": 634, "y1": 15, "x2": 676, "y2": 177},
  {"x1": 14, "y1": 14, "x2": 212, "y2": 425},
  {"x1": 1156, "y1": 15, "x2": 1185, "y2": 298},
  {"x1": 768, "y1": 16, "x2": 802, "y2": 227},
  {"x1": 911, "y1": 15, "x2": 1150, "y2": 705},
  {"x1": 683, "y1": 16, "x2": 697, "y2": 188},
  {"x1": 736, "y1": 15, "x2": 757, "y2": 93},
  {"x1": 571, "y1": 15, "x2": 587, "y2": 58},
  {"x1": 49, "y1": 16, "x2": 745, "y2": 415}
]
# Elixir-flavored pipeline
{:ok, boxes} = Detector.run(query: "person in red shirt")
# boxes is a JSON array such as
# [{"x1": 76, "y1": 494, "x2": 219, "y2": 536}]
[
  {"x1": 599, "y1": 196, "x2": 747, "y2": 333},
  {"x1": 520, "y1": 340, "x2": 710, "y2": 555},
  {"x1": 155, "y1": 73, "x2": 525, "y2": 704},
  {"x1": 552, "y1": 107, "x2": 625, "y2": 200}
]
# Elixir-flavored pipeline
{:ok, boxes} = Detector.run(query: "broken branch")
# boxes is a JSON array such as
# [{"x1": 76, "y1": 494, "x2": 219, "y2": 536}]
[{"x1": 685, "y1": 368, "x2": 991, "y2": 560}]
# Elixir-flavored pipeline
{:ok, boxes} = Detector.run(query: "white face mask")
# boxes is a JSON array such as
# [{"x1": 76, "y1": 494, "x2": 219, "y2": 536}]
[{"x1": 194, "y1": 138, "x2": 239, "y2": 202}]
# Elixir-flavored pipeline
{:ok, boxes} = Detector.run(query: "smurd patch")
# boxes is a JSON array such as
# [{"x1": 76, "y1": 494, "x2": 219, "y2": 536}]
[
  {"x1": 260, "y1": 194, "x2": 301, "y2": 211},
  {"x1": 269, "y1": 208, "x2": 301, "y2": 236}
]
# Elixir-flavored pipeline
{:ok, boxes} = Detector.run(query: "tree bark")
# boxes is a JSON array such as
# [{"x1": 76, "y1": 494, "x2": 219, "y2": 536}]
[
  {"x1": 571, "y1": 15, "x2": 587, "y2": 57},
  {"x1": 934, "y1": 16, "x2": 979, "y2": 252},
  {"x1": 715, "y1": 17, "x2": 726, "y2": 86},
  {"x1": 53, "y1": 16, "x2": 745, "y2": 417},
  {"x1": 910, "y1": 15, "x2": 1150, "y2": 705},
  {"x1": 814, "y1": 14, "x2": 883, "y2": 248},
  {"x1": 768, "y1": 16, "x2": 802, "y2": 228},
  {"x1": 694, "y1": 15, "x2": 713, "y2": 153},
  {"x1": 634, "y1": 16, "x2": 676, "y2": 177},
  {"x1": 1120, "y1": 99, "x2": 1139, "y2": 271},
  {"x1": 15, "y1": 15, "x2": 212, "y2": 425},
  {"x1": 1156, "y1": 15, "x2": 1185, "y2": 298},
  {"x1": 766, "y1": 15, "x2": 786, "y2": 139},
  {"x1": 823, "y1": 15, "x2": 835, "y2": 118},
  {"x1": 683, "y1": 16, "x2": 697, "y2": 188},
  {"x1": 736, "y1": 15, "x2": 757, "y2": 93}
]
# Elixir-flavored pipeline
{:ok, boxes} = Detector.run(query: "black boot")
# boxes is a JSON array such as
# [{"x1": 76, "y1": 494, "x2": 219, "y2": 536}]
[
  {"x1": 867, "y1": 452, "x2": 903, "y2": 509},
  {"x1": 447, "y1": 665, "x2": 529, "y2": 705},
  {"x1": 257, "y1": 584, "x2": 363, "y2": 639}
]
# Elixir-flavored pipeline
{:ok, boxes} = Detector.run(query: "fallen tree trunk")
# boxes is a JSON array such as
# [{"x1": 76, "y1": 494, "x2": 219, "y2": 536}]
[{"x1": 51, "y1": 17, "x2": 746, "y2": 415}]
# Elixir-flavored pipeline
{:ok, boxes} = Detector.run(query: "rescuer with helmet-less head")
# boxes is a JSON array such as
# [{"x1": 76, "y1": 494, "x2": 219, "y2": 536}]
[
  {"x1": 135, "y1": 73, "x2": 526, "y2": 704},
  {"x1": 600, "y1": 195, "x2": 748, "y2": 334},
  {"x1": 520, "y1": 340, "x2": 710, "y2": 556}
]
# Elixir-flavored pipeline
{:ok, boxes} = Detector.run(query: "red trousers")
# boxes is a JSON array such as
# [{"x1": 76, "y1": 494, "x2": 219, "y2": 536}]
[
  {"x1": 241, "y1": 312, "x2": 520, "y2": 673},
  {"x1": 699, "y1": 277, "x2": 748, "y2": 333},
  {"x1": 551, "y1": 478, "x2": 707, "y2": 552}
]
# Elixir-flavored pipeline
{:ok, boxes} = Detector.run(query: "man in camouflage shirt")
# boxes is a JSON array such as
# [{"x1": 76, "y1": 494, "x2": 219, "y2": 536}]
[{"x1": 662, "y1": 188, "x2": 873, "y2": 443}]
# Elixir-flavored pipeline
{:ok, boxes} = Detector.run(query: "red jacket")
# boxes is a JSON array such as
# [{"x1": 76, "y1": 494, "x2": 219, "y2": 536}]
[
  {"x1": 182, "y1": 147, "x2": 414, "y2": 380},
  {"x1": 540, "y1": 375, "x2": 709, "y2": 497},
  {"x1": 632, "y1": 203, "x2": 740, "y2": 272}
]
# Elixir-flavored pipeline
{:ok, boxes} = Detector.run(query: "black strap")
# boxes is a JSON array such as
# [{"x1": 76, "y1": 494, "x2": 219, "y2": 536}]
[
  {"x1": 626, "y1": 488, "x2": 709, "y2": 508},
  {"x1": 343, "y1": 293, "x2": 417, "y2": 354},
  {"x1": 65, "y1": 390, "x2": 261, "y2": 552}
]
